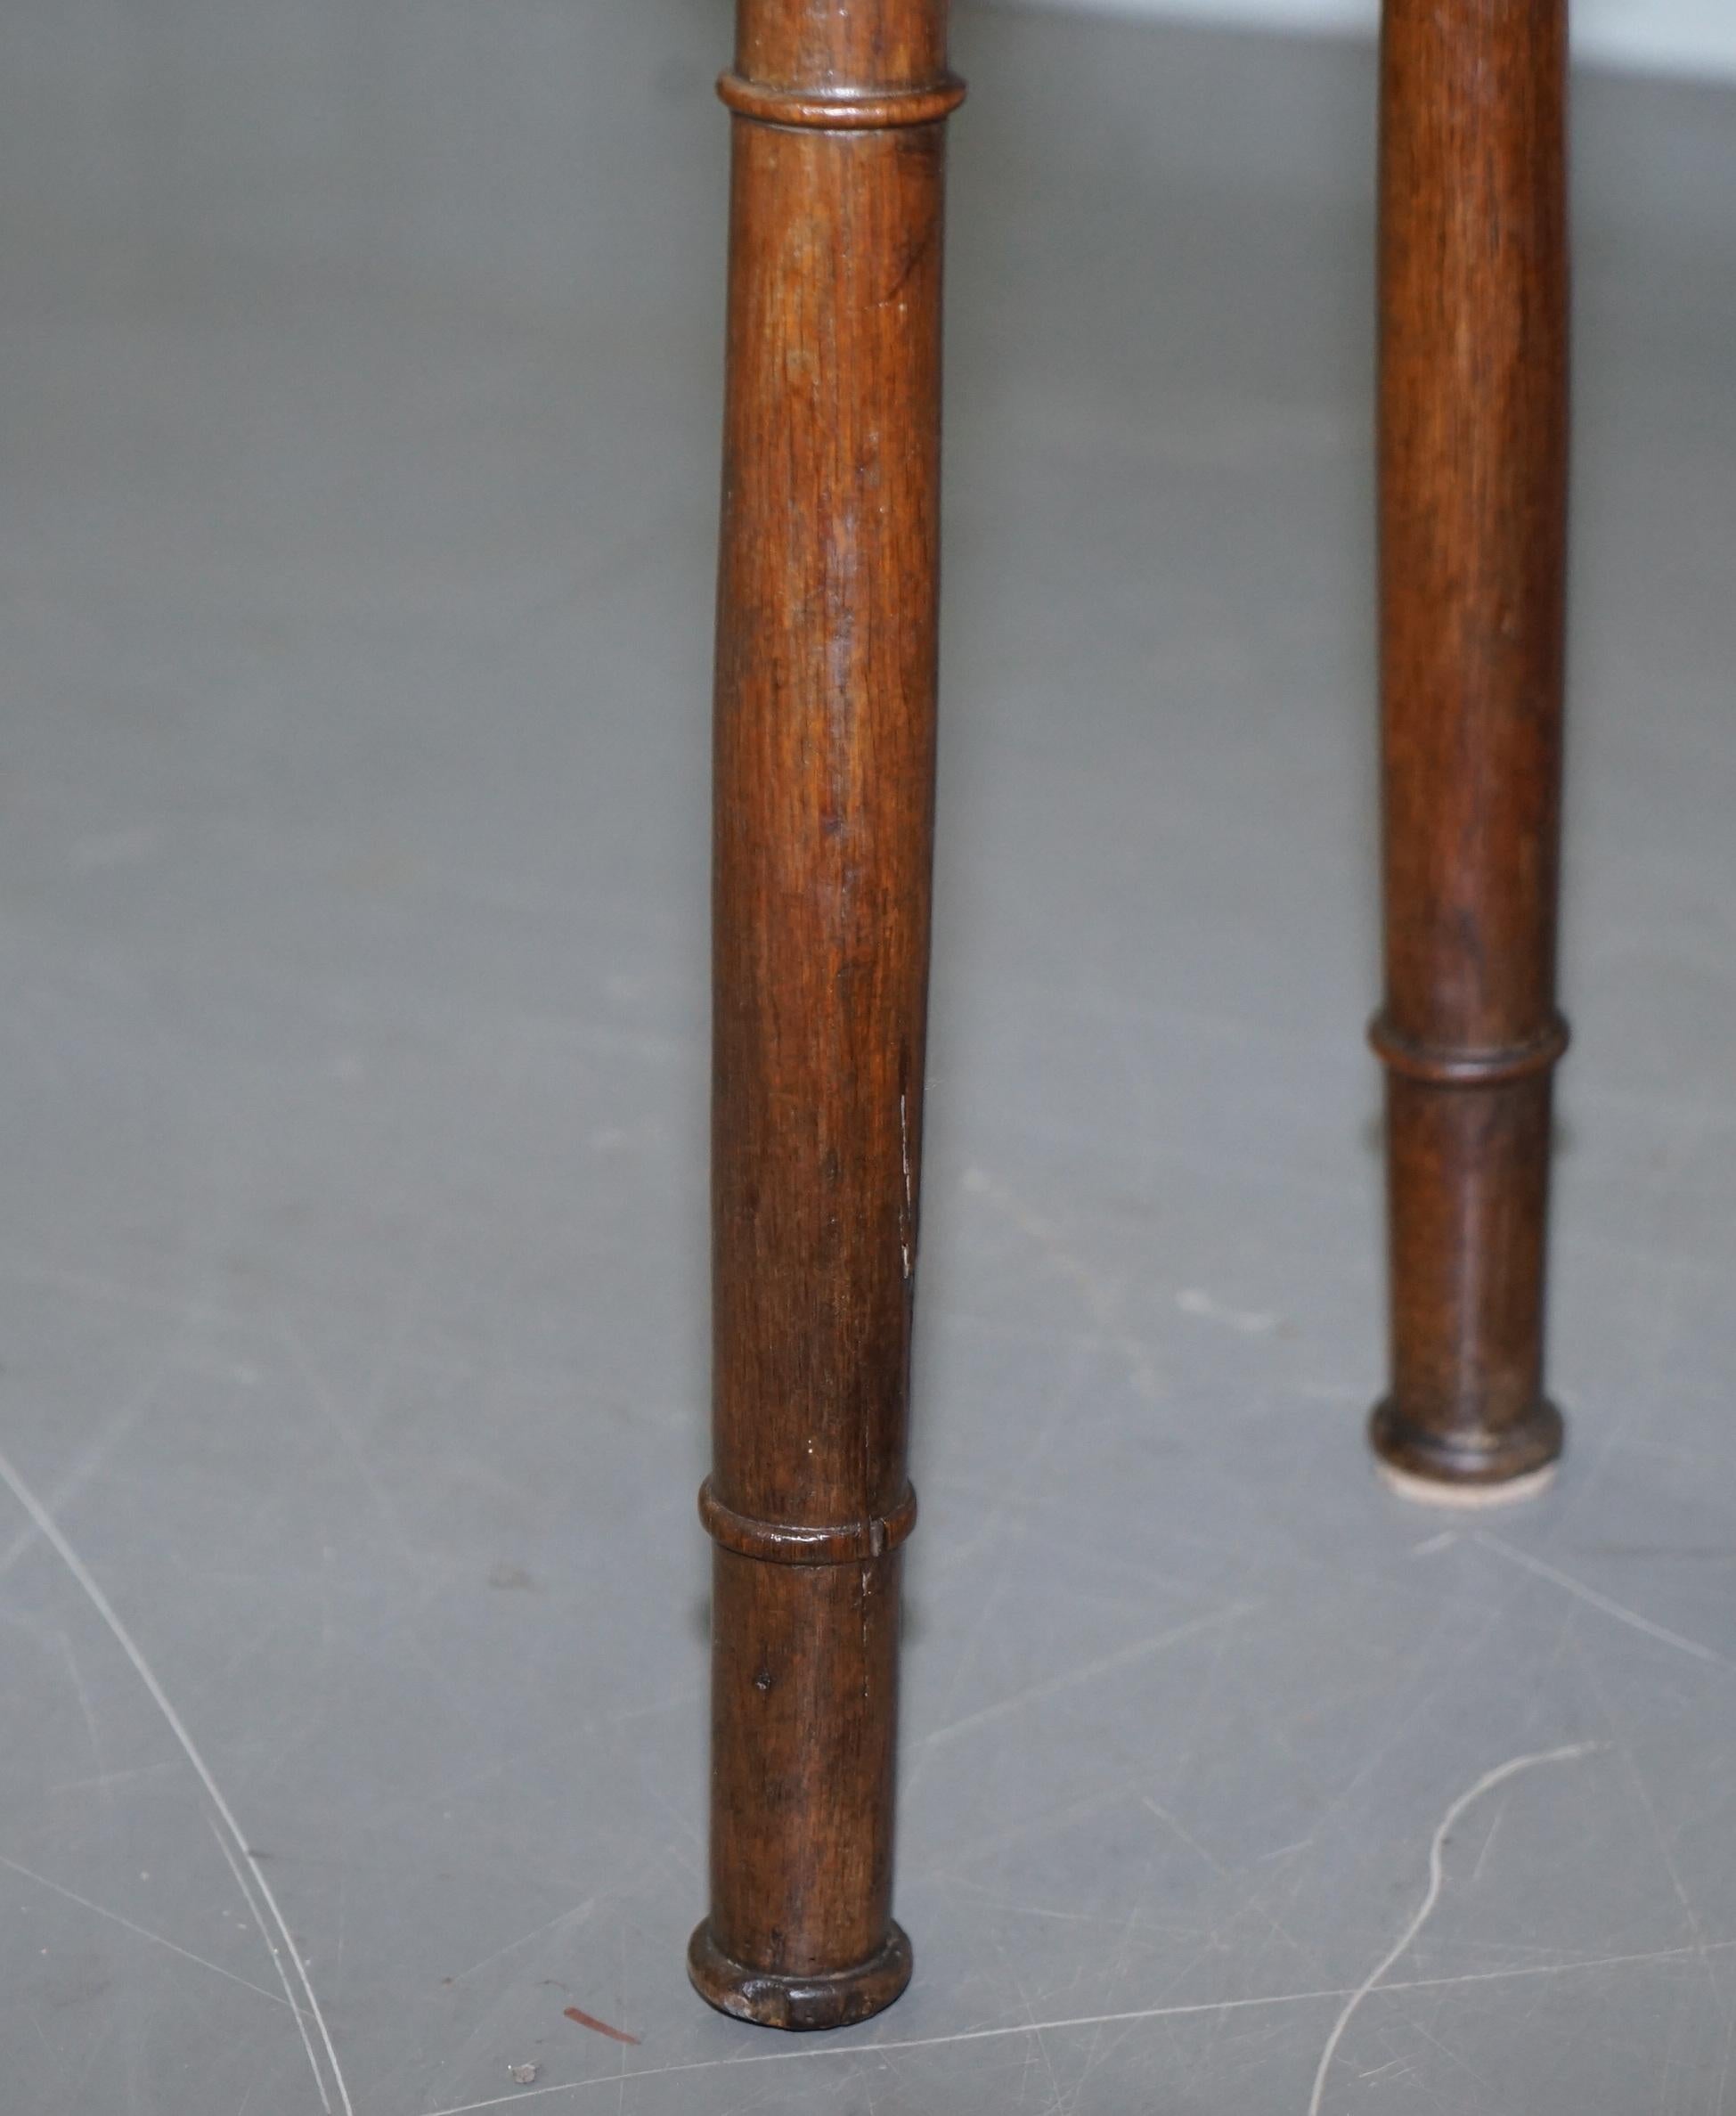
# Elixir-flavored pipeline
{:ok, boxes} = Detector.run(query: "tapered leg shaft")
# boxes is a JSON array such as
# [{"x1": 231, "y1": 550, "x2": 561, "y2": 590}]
[
  {"x1": 1371, "y1": 0, "x2": 1570, "y2": 1490},
  {"x1": 691, "y1": 0, "x2": 959, "y2": 2030}
]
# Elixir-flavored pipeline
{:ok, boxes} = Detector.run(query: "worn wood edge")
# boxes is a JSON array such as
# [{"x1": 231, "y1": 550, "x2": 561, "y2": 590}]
[
  {"x1": 1369, "y1": 1397, "x2": 1565, "y2": 1496},
  {"x1": 716, "y1": 71, "x2": 966, "y2": 129},
  {"x1": 698, "y1": 1477, "x2": 919, "y2": 1565},
  {"x1": 687, "y1": 1919, "x2": 913, "y2": 2030}
]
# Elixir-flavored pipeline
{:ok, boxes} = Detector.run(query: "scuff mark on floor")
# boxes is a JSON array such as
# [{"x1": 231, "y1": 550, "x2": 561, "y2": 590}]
[
  {"x1": 1177, "y1": 1287, "x2": 1279, "y2": 1336},
  {"x1": 563, "y1": 2005, "x2": 639, "y2": 2047}
]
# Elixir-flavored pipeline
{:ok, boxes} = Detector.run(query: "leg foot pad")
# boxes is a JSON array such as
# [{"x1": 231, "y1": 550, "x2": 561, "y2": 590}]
[{"x1": 1370, "y1": 1397, "x2": 1563, "y2": 1504}]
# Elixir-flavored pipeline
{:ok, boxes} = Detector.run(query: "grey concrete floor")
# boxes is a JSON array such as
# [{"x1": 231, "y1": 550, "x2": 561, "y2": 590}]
[{"x1": 2, "y1": 2, "x2": 1735, "y2": 2110}]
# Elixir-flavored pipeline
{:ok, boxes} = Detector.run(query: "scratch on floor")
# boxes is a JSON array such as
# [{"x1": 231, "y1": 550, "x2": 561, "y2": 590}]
[
  {"x1": 0, "y1": 1443, "x2": 355, "y2": 2116},
  {"x1": 1357, "y1": 2055, "x2": 1412, "y2": 2084},
  {"x1": 909, "y1": 1599, "x2": 1259, "y2": 1755},
  {"x1": 209, "y1": 1819, "x2": 333, "y2": 2105},
  {"x1": 961, "y1": 1166, "x2": 1161, "y2": 1400},
  {"x1": 51, "y1": 1759, "x2": 180, "y2": 1796},
  {"x1": 0, "y1": 1850, "x2": 298, "y2": 2013},
  {"x1": 1575, "y1": 1634, "x2": 1736, "y2": 2050},
  {"x1": 1472, "y1": 1532, "x2": 1729, "y2": 1668},
  {"x1": 1253, "y1": 1836, "x2": 1316, "y2": 1865},
  {"x1": 273, "y1": 1311, "x2": 474, "y2": 1724},
  {"x1": 52, "y1": 1627, "x2": 110, "y2": 1799},
  {"x1": 1305, "y1": 1741, "x2": 1603, "y2": 2116},
  {"x1": 1176, "y1": 1288, "x2": 1278, "y2": 1336},
  {"x1": 1139, "y1": 1794, "x2": 1320, "y2": 1974},
  {"x1": 1609, "y1": 1721, "x2": 1733, "y2": 2033},
  {"x1": 0, "y1": 1355, "x2": 175, "y2": 1584},
  {"x1": 447, "y1": 1899, "x2": 599, "y2": 1987},
  {"x1": 414, "y1": 1934, "x2": 1732, "y2": 2116}
]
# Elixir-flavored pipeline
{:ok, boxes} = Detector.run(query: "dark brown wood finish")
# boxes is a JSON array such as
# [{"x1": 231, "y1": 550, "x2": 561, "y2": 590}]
[
  {"x1": 690, "y1": 0, "x2": 959, "y2": 2031},
  {"x1": 1371, "y1": 0, "x2": 1570, "y2": 1489}
]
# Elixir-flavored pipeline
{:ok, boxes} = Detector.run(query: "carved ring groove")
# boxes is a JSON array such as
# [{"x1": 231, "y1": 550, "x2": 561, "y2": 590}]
[
  {"x1": 716, "y1": 72, "x2": 966, "y2": 131},
  {"x1": 1369, "y1": 1011, "x2": 1570, "y2": 1087},
  {"x1": 699, "y1": 1477, "x2": 918, "y2": 1565}
]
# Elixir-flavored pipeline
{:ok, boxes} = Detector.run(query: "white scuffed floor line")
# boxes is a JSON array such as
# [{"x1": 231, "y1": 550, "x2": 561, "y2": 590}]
[
  {"x1": 1306, "y1": 1742, "x2": 1604, "y2": 2116},
  {"x1": 0, "y1": 1443, "x2": 355, "y2": 2116}
]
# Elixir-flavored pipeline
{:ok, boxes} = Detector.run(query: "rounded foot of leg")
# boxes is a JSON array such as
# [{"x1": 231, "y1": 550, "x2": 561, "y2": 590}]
[
  {"x1": 1369, "y1": 1397, "x2": 1563, "y2": 1505},
  {"x1": 687, "y1": 1921, "x2": 911, "y2": 2031}
]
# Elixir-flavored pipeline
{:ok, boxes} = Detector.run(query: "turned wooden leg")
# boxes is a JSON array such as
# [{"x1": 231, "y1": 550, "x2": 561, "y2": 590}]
[
  {"x1": 689, "y1": 0, "x2": 960, "y2": 2030},
  {"x1": 1370, "y1": 0, "x2": 1569, "y2": 1494}
]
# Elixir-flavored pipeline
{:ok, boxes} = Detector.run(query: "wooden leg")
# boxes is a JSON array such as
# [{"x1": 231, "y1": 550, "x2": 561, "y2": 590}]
[
  {"x1": 1371, "y1": 0, "x2": 1569, "y2": 1493},
  {"x1": 689, "y1": 0, "x2": 960, "y2": 2030}
]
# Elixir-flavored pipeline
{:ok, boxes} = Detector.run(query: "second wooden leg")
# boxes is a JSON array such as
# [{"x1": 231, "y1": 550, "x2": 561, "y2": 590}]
[{"x1": 1371, "y1": 0, "x2": 1570, "y2": 1492}]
